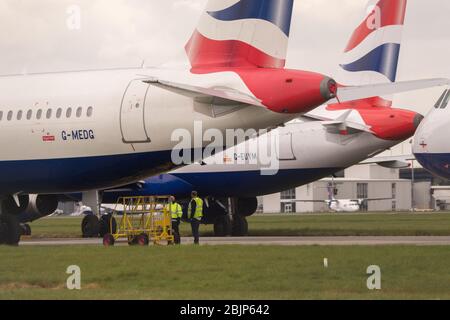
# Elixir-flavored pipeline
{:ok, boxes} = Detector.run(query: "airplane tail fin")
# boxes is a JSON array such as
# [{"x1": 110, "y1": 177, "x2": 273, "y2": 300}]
[
  {"x1": 337, "y1": 0, "x2": 408, "y2": 105},
  {"x1": 185, "y1": 0, "x2": 294, "y2": 70}
]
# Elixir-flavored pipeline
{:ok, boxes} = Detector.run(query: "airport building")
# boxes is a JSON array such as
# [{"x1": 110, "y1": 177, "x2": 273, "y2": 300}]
[{"x1": 260, "y1": 164, "x2": 434, "y2": 213}]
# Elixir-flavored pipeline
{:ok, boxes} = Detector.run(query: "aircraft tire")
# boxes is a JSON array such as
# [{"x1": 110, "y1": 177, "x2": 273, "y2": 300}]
[
  {"x1": 0, "y1": 221, "x2": 7, "y2": 244},
  {"x1": 232, "y1": 215, "x2": 248, "y2": 237},
  {"x1": 0, "y1": 214, "x2": 22, "y2": 246},
  {"x1": 99, "y1": 214, "x2": 117, "y2": 237},
  {"x1": 21, "y1": 223, "x2": 32, "y2": 236},
  {"x1": 81, "y1": 214, "x2": 100, "y2": 238},
  {"x1": 214, "y1": 215, "x2": 232, "y2": 237}
]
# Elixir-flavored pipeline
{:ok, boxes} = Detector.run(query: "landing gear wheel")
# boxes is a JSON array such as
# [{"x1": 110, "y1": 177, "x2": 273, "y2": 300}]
[
  {"x1": 232, "y1": 215, "x2": 248, "y2": 237},
  {"x1": 0, "y1": 214, "x2": 22, "y2": 246},
  {"x1": 103, "y1": 233, "x2": 115, "y2": 247},
  {"x1": 0, "y1": 222, "x2": 7, "y2": 245},
  {"x1": 214, "y1": 215, "x2": 232, "y2": 237},
  {"x1": 99, "y1": 214, "x2": 117, "y2": 237},
  {"x1": 136, "y1": 234, "x2": 149, "y2": 246},
  {"x1": 81, "y1": 214, "x2": 100, "y2": 238},
  {"x1": 21, "y1": 224, "x2": 32, "y2": 236}
]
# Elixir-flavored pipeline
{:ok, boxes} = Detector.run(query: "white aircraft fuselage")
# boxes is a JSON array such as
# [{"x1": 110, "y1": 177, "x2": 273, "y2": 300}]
[
  {"x1": 328, "y1": 200, "x2": 361, "y2": 213},
  {"x1": 0, "y1": 68, "x2": 295, "y2": 195}
]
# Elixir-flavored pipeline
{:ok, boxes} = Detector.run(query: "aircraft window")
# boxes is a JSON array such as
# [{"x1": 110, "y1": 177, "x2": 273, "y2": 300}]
[
  {"x1": 17, "y1": 110, "x2": 23, "y2": 121},
  {"x1": 441, "y1": 91, "x2": 450, "y2": 109},
  {"x1": 27, "y1": 110, "x2": 33, "y2": 120},
  {"x1": 46, "y1": 109, "x2": 52, "y2": 119},
  {"x1": 56, "y1": 108, "x2": 62, "y2": 119},
  {"x1": 0, "y1": 111, "x2": 3, "y2": 121},
  {"x1": 76, "y1": 107, "x2": 82, "y2": 118},
  {"x1": 87, "y1": 106, "x2": 93, "y2": 117},
  {"x1": 66, "y1": 108, "x2": 72, "y2": 118},
  {"x1": 7, "y1": 111, "x2": 13, "y2": 121},
  {"x1": 36, "y1": 109, "x2": 42, "y2": 120}
]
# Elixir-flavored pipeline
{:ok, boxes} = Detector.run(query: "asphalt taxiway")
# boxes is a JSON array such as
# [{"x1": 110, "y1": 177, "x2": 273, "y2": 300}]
[{"x1": 20, "y1": 236, "x2": 450, "y2": 246}]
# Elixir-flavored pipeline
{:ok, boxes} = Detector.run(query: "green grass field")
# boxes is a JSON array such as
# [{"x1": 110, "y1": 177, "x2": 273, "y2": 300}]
[
  {"x1": 2, "y1": 213, "x2": 449, "y2": 300},
  {"x1": 28, "y1": 212, "x2": 450, "y2": 239},
  {"x1": 0, "y1": 245, "x2": 449, "y2": 299}
]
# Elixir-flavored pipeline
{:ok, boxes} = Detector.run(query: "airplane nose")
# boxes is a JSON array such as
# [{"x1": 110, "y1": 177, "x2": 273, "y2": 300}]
[{"x1": 414, "y1": 113, "x2": 425, "y2": 129}]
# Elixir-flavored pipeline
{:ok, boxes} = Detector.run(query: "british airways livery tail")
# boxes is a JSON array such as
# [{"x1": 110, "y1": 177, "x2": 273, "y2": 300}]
[
  {"x1": 339, "y1": 0, "x2": 407, "y2": 87},
  {"x1": 186, "y1": 0, "x2": 294, "y2": 69}
]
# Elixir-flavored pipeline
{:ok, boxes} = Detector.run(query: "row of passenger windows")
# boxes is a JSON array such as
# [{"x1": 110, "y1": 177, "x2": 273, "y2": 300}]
[{"x1": 0, "y1": 106, "x2": 94, "y2": 121}]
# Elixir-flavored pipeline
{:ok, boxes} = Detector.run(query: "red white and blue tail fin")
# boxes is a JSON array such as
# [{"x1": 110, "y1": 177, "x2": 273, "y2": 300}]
[
  {"x1": 185, "y1": 0, "x2": 294, "y2": 69},
  {"x1": 337, "y1": 0, "x2": 407, "y2": 92}
]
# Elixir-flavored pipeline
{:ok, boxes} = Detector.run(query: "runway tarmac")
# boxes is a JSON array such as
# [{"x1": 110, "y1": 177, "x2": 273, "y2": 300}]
[{"x1": 20, "y1": 236, "x2": 450, "y2": 246}]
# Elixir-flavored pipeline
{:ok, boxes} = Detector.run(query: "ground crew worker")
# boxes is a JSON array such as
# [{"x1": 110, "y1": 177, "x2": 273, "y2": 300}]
[
  {"x1": 187, "y1": 191, "x2": 203, "y2": 245},
  {"x1": 167, "y1": 196, "x2": 183, "y2": 244}
]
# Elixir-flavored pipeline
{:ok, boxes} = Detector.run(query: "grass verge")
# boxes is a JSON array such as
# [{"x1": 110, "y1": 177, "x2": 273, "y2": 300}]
[{"x1": 0, "y1": 245, "x2": 449, "y2": 299}]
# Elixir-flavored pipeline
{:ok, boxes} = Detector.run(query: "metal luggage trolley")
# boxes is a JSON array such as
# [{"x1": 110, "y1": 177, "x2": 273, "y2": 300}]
[{"x1": 102, "y1": 196, "x2": 175, "y2": 246}]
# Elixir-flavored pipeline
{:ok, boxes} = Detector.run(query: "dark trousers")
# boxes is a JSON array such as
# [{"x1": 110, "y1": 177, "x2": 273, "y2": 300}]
[
  {"x1": 172, "y1": 219, "x2": 181, "y2": 244},
  {"x1": 190, "y1": 219, "x2": 200, "y2": 244}
]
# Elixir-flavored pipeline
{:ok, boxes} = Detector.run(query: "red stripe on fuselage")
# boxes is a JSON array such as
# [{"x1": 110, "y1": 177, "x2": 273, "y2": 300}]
[
  {"x1": 185, "y1": 30, "x2": 285, "y2": 69},
  {"x1": 345, "y1": 0, "x2": 407, "y2": 52}
]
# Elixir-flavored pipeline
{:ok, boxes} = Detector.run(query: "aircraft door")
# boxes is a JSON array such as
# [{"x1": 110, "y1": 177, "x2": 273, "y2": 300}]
[
  {"x1": 277, "y1": 133, "x2": 296, "y2": 161},
  {"x1": 120, "y1": 80, "x2": 151, "y2": 144}
]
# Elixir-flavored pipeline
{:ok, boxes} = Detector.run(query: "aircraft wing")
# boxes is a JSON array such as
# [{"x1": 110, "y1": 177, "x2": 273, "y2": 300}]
[
  {"x1": 104, "y1": 181, "x2": 146, "y2": 192},
  {"x1": 356, "y1": 198, "x2": 393, "y2": 203},
  {"x1": 144, "y1": 77, "x2": 449, "y2": 111},
  {"x1": 332, "y1": 78, "x2": 450, "y2": 104},
  {"x1": 359, "y1": 155, "x2": 415, "y2": 169},
  {"x1": 280, "y1": 199, "x2": 327, "y2": 203},
  {"x1": 143, "y1": 78, "x2": 264, "y2": 107}
]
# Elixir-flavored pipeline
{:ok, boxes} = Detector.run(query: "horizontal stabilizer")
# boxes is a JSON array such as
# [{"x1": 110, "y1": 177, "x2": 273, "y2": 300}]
[
  {"x1": 359, "y1": 155, "x2": 415, "y2": 169},
  {"x1": 334, "y1": 78, "x2": 450, "y2": 103},
  {"x1": 143, "y1": 78, "x2": 264, "y2": 107},
  {"x1": 319, "y1": 109, "x2": 373, "y2": 134}
]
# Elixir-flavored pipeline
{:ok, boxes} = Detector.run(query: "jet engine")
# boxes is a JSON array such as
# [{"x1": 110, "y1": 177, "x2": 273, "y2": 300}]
[
  {"x1": 27, "y1": 195, "x2": 59, "y2": 218},
  {"x1": 18, "y1": 195, "x2": 59, "y2": 222}
]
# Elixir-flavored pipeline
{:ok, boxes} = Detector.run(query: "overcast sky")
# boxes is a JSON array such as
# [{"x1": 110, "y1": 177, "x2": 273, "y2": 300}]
[{"x1": 0, "y1": 0, "x2": 449, "y2": 154}]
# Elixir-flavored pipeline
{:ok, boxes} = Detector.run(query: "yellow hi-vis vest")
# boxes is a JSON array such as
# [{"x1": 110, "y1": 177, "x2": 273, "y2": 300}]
[
  {"x1": 188, "y1": 197, "x2": 203, "y2": 220},
  {"x1": 167, "y1": 203, "x2": 183, "y2": 220}
]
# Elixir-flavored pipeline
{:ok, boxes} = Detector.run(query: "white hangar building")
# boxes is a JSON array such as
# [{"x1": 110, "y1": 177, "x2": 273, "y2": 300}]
[{"x1": 260, "y1": 164, "x2": 432, "y2": 213}]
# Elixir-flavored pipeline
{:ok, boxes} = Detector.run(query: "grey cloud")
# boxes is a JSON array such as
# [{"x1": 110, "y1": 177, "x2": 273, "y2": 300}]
[{"x1": 0, "y1": 0, "x2": 448, "y2": 120}]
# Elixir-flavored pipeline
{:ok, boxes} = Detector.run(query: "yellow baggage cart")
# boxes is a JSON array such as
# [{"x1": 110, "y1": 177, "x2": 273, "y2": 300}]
[{"x1": 102, "y1": 196, "x2": 175, "y2": 246}]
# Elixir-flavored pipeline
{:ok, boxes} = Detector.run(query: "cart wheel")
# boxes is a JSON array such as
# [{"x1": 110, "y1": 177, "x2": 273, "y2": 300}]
[
  {"x1": 137, "y1": 234, "x2": 149, "y2": 246},
  {"x1": 103, "y1": 234, "x2": 115, "y2": 247},
  {"x1": 128, "y1": 236, "x2": 138, "y2": 246}
]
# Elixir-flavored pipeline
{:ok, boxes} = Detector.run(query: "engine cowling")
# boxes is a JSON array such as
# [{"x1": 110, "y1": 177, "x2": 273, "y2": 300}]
[
  {"x1": 1, "y1": 195, "x2": 30, "y2": 215},
  {"x1": 28, "y1": 195, "x2": 59, "y2": 217},
  {"x1": 18, "y1": 195, "x2": 59, "y2": 222}
]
